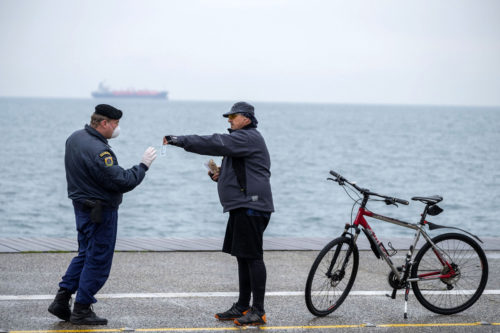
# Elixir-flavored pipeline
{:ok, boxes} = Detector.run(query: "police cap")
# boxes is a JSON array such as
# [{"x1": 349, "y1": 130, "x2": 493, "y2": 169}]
[{"x1": 95, "y1": 104, "x2": 123, "y2": 119}]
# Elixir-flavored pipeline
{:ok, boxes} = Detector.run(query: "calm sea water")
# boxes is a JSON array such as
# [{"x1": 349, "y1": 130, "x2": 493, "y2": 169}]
[{"x1": 0, "y1": 98, "x2": 499, "y2": 239}]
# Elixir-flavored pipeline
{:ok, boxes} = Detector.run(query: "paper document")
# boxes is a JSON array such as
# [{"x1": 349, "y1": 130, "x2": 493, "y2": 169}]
[{"x1": 203, "y1": 159, "x2": 220, "y2": 174}]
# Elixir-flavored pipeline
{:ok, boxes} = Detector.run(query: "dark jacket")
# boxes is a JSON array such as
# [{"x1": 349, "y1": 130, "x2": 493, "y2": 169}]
[
  {"x1": 176, "y1": 127, "x2": 274, "y2": 213},
  {"x1": 65, "y1": 125, "x2": 147, "y2": 208}
]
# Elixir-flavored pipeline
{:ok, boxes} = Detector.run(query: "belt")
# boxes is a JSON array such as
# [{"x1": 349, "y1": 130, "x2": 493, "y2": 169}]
[{"x1": 246, "y1": 208, "x2": 271, "y2": 219}]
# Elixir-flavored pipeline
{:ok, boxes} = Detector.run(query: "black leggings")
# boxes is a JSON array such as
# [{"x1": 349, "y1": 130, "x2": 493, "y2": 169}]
[{"x1": 236, "y1": 257, "x2": 267, "y2": 313}]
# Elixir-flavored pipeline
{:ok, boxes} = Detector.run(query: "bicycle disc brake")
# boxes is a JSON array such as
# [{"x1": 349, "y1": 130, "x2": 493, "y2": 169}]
[
  {"x1": 328, "y1": 270, "x2": 345, "y2": 287},
  {"x1": 440, "y1": 263, "x2": 460, "y2": 288}
]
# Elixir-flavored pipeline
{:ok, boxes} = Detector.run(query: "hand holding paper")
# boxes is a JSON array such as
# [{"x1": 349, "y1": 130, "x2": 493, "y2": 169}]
[{"x1": 204, "y1": 159, "x2": 220, "y2": 182}]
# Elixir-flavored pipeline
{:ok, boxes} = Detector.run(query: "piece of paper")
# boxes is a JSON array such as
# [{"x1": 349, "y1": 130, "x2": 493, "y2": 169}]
[{"x1": 204, "y1": 159, "x2": 219, "y2": 173}]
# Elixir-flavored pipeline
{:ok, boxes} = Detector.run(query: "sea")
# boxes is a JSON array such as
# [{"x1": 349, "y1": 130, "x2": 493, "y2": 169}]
[{"x1": 0, "y1": 98, "x2": 499, "y2": 240}]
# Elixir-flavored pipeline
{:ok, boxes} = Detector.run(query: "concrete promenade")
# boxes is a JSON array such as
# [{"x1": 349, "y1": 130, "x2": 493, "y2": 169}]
[
  {"x1": 1, "y1": 237, "x2": 499, "y2": 332},
  {"x1": 1, "y1": 236, "x2": 500, "y2": 252}
]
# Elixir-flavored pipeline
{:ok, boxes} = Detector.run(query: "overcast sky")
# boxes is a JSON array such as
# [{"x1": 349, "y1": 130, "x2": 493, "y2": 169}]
[{"x1": 1, "y1": 0, "x2": 499, "y2": 105}]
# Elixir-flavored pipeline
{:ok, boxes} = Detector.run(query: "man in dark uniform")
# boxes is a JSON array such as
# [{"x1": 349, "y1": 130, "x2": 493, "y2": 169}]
[
  {"x1": 48, "y1": 104, "x2": 157, "y2": 325},
  {"x1": 164, "y1": 102, "x2": 274, "y2": 326}
]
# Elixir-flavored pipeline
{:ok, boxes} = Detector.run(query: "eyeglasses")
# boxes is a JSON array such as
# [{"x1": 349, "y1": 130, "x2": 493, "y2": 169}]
[{"x1": 228, "y1": 114, "x2": 239, "y2": 120}]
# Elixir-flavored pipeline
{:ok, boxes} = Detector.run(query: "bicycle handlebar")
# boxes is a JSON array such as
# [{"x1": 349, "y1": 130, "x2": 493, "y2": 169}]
[
  {"x1": 329, "y1": 170, "x2": 409, "y2": 205},
  {"x1": 329, "y1": 170, "x2": 342, "y2": 179},
  {"x1": 393, "y1": 197, "x2": 410, "y2": 205}
]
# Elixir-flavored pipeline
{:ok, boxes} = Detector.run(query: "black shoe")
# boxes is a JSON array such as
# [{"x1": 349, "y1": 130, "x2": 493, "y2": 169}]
[
  {"x1": 215, "y1": 303, "x2": 250, "y2": 321},
  {"x1": 234, "y1": 308, "x2": 266, "y2": 326},
  {"x1": 48, "y1": 288, "x2": 72, "y2": 321},
  {"x1": 70, "y1": 303, "x2": 107, "y2": 325}
]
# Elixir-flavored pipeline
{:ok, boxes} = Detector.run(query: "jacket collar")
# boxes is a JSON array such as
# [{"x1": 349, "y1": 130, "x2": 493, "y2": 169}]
[
  {"x1": 227, "y1": 124, "x2": 255, "y2": 133},
  {"x1": 85, "y1": 124, "x2": 108, "y2": 144}
]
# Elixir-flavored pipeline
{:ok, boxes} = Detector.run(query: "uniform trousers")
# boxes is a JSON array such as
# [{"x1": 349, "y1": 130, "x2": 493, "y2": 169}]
[{"x1": 59, "y1": 204, "x2": 118, "y2": 304}]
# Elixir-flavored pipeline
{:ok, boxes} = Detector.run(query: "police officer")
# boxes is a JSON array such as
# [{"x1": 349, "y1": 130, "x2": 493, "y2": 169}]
[
  {"x1": 164, "y1": 102, "x2": 274, "y2": 326},
  {"x1": 48, "y1": 104, "x2": 157, "y2": 325}
]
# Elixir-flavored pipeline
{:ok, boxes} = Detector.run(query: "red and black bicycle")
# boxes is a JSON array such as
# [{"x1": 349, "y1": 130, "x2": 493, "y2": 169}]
[{"x1": 305, "y1": 170, "x2": 488, "y2": 318}]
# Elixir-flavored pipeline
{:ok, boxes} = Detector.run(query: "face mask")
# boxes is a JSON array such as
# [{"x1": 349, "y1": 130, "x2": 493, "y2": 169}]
[{"x1": 111, "y1": 125, "x2": 120, "y2": 139}]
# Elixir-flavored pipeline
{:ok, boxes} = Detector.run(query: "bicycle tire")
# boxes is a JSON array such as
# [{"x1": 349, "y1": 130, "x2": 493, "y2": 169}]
[
  {"x1": 305, "y1": 236, "x2": 359, "y2": 316},
  {"x1": 411, "y1": 232, "x2": 488, "y2": 315}
]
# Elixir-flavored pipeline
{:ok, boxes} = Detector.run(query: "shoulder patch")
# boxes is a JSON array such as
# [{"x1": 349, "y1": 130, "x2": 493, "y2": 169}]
[
  {"x1": 104, "y1": 156, "x2": 114, "y2": 167},
  {"x1": 99, "y1": 151, "x2": 111, "y2": 157}
]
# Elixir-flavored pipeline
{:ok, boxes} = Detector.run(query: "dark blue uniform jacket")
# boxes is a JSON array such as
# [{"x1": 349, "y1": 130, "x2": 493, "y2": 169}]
[{"x1": 65, "y1": 125, "x2": 147, "y2": 208}]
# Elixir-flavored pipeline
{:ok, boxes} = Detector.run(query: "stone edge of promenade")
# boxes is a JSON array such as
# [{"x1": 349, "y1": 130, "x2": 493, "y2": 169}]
[{"x1": 1, "y1": 237, "x2": 499, "y2": 253}]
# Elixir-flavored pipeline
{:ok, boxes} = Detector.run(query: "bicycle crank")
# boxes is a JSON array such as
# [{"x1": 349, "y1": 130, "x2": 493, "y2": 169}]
[
  {"x1": 387, "y1": 265, "x2": 406, "y2": 290},
  {"x1": 388, "y1": 271, "x2": 405, "y2": 289}
]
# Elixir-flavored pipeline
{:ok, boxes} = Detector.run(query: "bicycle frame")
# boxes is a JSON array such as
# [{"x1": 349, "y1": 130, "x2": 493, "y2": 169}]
[{"x1": 346, "y1": 205, "x2": 456, "y2": 283}]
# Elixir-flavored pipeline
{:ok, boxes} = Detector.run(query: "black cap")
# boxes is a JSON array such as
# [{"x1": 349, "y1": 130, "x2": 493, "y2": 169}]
[
  {"x1": 95, "y1": 104, "x2": 123, "y2": 119},
  {"x1": 223, "y1": 101, "x2": 254, "y2": 117}
]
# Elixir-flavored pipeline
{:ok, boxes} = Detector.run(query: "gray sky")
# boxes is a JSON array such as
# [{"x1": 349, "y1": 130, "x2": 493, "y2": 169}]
[{"x1": 1, "y1": 0, "x2": 499, "y2": 105}]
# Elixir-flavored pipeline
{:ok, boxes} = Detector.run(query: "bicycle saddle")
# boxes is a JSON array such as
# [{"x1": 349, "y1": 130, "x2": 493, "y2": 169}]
[{"x1": 411, "y1": 195, "x2": 443, "y2": 205}]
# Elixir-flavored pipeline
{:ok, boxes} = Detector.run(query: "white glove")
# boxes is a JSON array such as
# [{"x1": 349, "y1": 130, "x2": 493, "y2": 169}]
[{"x1": 141, "y1": 147, "x2": 157, "y2": 168}]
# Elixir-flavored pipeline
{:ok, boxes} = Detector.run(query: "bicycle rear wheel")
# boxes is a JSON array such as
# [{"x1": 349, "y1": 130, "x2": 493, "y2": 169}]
[
  {"x1": 411, "y1": 232, "x2": 488, "y2": 315},
  {"x1": 305, "y1": 236, "x2": 359, "y2": 316}
]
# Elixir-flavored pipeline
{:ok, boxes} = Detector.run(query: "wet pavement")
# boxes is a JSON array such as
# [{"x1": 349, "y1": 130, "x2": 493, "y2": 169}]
[{"x1": 1, "y1": 250, "x2": 499, "y2": 332}]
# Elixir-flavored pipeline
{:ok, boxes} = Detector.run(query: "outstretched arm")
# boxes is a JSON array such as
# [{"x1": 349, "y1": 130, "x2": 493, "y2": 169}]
[{"x1": 163, "y1": 132, "x2": 252, "y2": 157}]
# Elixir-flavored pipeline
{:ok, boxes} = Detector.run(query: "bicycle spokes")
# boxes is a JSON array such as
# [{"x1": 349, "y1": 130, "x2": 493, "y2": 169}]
[
  {"x1": 411, "y1": 233, "x2": 488, "y2": 315},
  {"x1": 305, "y1": 237, "x2": 359, "y2": 316}
]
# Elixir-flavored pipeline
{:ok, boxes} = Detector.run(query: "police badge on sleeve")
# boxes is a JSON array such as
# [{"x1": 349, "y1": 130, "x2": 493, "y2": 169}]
[{"x1": 99, "y1": 151, "x2": 114, "y2": 167}]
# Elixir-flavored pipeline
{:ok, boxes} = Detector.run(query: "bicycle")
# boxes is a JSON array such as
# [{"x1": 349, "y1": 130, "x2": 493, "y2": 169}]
[{"x1": 305, "y1": 170, "x2": 488, "y2": 319}]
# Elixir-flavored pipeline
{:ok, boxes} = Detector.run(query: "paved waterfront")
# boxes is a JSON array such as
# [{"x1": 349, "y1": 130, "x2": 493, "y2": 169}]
[
  {"x1": 1, "y1": 236, "x2": 499, "y2": 252},
  {"x1": 1, "y1": 247, "x2": 499, "y2": 332}
]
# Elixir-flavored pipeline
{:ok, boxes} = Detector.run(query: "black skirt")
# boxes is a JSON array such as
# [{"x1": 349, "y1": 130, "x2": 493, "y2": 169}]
[{"x1": 222, "y1": 208, "x2": 270, "y2": 259}]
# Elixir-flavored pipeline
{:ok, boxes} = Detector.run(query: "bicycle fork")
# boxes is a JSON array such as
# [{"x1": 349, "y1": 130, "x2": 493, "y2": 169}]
[{"x1": 326, "y1": 225, "x2": 360, "y2": 279}]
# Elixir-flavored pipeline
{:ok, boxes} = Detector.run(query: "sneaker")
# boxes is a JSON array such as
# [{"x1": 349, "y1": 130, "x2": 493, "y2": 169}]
[
  {"x1": 234, "y1": 308, "x2": 266, "y2": 326},
  {"x1": 48, "y1": 288, "x2": 72, "y2": 321},
  {"x1": 215, "y1": 303, "x2": 250, "y2": 321}
]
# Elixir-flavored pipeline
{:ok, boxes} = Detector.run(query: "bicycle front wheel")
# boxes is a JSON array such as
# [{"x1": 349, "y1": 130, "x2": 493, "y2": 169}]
[
  {"x1": 411, "y1": 232, "x2": 488, "y2": 315},
  {"x1": 305, "y1": 236, "x2": 359, "y2": 316}
]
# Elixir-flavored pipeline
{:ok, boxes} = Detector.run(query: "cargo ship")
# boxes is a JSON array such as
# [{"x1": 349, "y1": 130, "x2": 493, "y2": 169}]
[{"x1": 91, "y1": 82, "x2": 168, "y2": 99}]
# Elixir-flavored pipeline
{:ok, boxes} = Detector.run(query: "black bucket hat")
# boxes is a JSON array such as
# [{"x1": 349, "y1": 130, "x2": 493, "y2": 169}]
[{"x1": 223, "y1": 101, "x2": 254, "y2": 117}]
